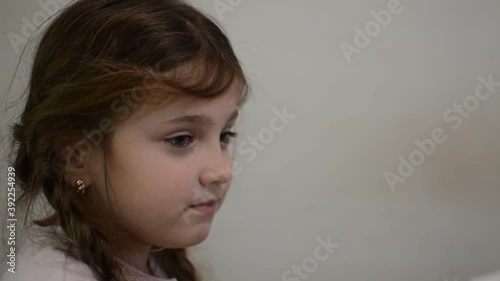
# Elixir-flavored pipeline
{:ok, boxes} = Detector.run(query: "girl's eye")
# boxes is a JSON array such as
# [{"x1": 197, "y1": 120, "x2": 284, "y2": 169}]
[
  {"x1": 166, "y1": 131, "x2": 238, "y2": 149},
  {"x1": 220, "y1": 131, "x2": 238, "y2": 144},
  {"x1": 166, "y1": 135, "x2": 194, "y2": 149}
]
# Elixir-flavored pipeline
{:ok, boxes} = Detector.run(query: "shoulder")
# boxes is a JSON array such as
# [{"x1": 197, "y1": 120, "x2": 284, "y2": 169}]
[{"x1": 0, "y1": 225, "x2": 99, "y2": 281}]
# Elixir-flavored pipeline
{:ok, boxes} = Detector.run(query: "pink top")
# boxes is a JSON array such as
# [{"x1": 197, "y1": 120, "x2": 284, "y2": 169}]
[{"x1": 0, "y1": 225, "x2": 178, "y2": 281}]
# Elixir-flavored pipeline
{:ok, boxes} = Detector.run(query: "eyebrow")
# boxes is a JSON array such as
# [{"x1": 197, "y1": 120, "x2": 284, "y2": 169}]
[{"x1": 162, "y1": 110, "x2": 239, "y2": 126}]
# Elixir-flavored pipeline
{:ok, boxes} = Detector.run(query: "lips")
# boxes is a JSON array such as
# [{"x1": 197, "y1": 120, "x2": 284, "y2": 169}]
[
  {"x1": 189, "y1": 199, "x2": 219, "y2": 214},
  {"x1": 190, "y1": 199, "x2": 218, "y2": 207}
]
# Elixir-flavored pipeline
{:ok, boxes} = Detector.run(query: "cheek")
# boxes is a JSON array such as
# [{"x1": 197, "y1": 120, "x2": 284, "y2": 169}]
[{"x1": 106, "y1": 142, "x2": 195, "y2": 210}]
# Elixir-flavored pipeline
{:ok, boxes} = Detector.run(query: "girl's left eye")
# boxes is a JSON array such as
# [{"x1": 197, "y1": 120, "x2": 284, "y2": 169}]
[{"x1": 166, "y1": 131, "x2": 238, "y2": 149}]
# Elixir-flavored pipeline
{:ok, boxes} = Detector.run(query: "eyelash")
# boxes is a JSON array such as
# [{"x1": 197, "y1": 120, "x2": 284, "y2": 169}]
[{"x1": 166, "y1": 131, "x2": 238, "y2": 149}]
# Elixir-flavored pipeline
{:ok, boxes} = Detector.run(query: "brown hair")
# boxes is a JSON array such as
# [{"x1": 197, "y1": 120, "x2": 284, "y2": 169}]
[{"x1": 7, "y1": 0, "x2": 250, "y2": 280}]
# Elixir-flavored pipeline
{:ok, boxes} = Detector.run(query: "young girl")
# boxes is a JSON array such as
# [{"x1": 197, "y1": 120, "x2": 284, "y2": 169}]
[{"x1": 1, "y1": 0, "x2": 250, "y2": 280}]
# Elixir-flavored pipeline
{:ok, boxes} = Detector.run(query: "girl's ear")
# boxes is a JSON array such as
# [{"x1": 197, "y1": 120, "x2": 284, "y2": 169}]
[{"x1": 53, "y1": 136, "x2": 95, "y2": 187}]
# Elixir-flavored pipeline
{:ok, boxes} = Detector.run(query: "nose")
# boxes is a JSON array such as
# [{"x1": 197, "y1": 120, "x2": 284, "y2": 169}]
[{"x1": 199, "y1": 147, "x2": 233, "y2": 188}]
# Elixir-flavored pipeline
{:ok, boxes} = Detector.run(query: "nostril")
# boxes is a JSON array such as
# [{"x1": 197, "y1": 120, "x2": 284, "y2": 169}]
[{"x1": 210, "y1": 170, "x2": 231, "y2": 184}]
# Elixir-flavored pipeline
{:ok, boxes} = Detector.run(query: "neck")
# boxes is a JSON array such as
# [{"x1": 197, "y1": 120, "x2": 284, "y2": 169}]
[{"x1": 111, "y1": 236, "x2": 153, "y2": 275}]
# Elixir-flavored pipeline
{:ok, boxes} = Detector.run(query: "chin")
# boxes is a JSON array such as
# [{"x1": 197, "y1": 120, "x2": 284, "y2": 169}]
[
  {"x1": 163, "y1": 222, "x2": 213, "y2": 248},
  {"x1": 186, "y1": 222, "x2": 213, "y2": 245}
]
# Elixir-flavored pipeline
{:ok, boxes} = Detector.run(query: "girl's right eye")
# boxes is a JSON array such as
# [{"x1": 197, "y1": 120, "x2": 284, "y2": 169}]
[{"x1": 165, "y1": 135, "x2": 194, "y2": 149}]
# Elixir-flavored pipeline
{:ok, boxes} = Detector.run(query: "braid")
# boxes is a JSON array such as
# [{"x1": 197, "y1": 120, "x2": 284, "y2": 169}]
[
  {"x1": 12, "y1": 117, "x2": 125, "y2": 280},
  {"x1": 36, "y1": 186, "x2": 124, "y2": 280},
  {"x1": 52, "y1": 183, "x2": 121, "y2": 281},
  {"x1": 156, "y1": 248, "x2": 199, "y2": 281}
]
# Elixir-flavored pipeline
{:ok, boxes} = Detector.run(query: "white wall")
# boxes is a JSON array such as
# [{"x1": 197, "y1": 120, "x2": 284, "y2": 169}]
[{"x1": 1, "y1": 1, "x2": 500, "y2": 281}]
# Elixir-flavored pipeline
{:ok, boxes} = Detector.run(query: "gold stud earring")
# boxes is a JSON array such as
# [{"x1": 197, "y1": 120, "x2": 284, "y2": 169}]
[{"x1": 76, "y1": 179, "x2": 87, "y2": 195}]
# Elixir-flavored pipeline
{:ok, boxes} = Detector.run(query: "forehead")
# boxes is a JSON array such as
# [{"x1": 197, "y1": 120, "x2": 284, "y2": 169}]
[{"x1": 127, "y1": 80, "x2": 242, "y2": 124}]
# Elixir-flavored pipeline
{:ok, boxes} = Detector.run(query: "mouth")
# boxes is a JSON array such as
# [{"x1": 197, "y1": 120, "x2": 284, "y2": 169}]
[{"x1": 189, "y1": 199, "x2": 219, "y2": 214}]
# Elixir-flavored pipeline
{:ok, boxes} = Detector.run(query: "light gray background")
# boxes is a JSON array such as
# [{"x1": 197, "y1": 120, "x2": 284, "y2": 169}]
[{"x1": 1, "y1": 1, "x2": 500, "y2": 281}]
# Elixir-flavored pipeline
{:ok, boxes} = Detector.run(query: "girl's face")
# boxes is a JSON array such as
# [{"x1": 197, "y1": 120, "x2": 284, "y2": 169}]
[{"x1": 88, "y1": 81, "x2": 241, "y2": 251}]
